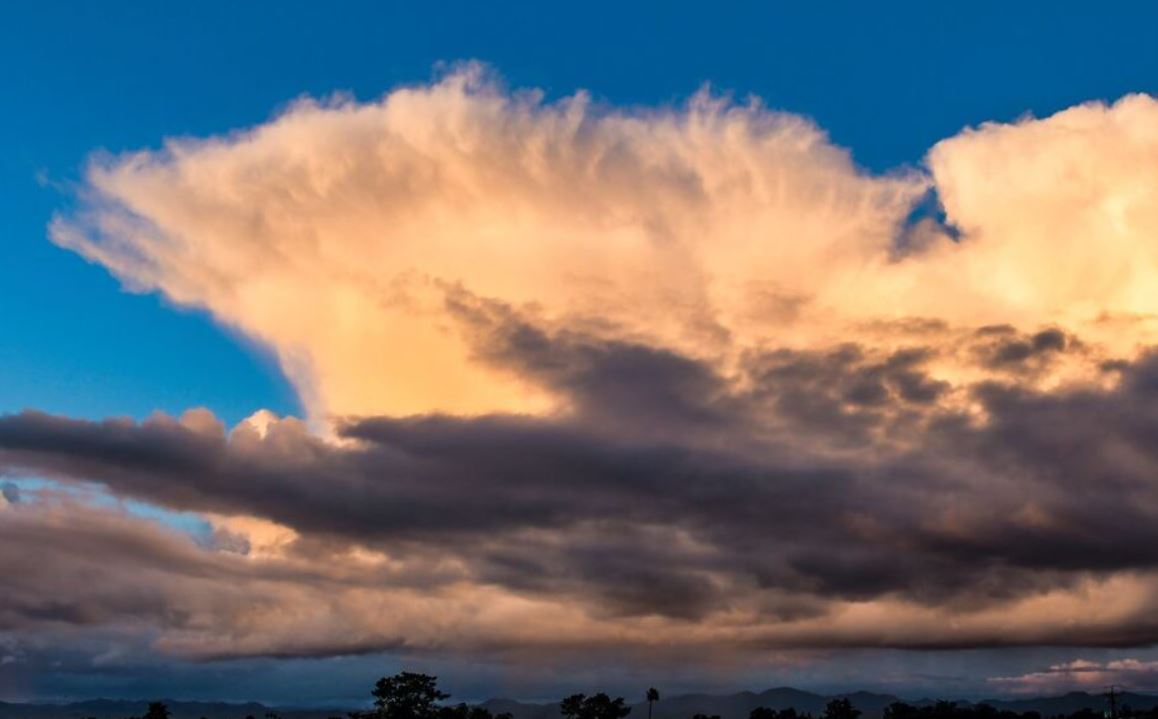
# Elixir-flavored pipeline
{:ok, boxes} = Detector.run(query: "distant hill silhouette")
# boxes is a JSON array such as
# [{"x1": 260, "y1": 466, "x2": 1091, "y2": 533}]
[
  {"x1": 481, "y1": 688, "x2": 897, "y2": 719},
  {"x1": 980, "y1": 691, "x2": 1158, "y2": 717},
  {"x1": 4, "y1": 688, "x2": 1157, "y2": 719},
  {"x1": 480, "y1": 688, "x2": 904, "y2": 719},
  {"x1": 479, "y1": 689, "x2": 1158, "y2": 719}
]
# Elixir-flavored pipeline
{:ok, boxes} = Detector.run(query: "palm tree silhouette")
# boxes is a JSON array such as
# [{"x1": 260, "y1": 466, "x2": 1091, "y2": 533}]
[{"x1": 646, "y1": 689, "x2": 659, "y2": 719}]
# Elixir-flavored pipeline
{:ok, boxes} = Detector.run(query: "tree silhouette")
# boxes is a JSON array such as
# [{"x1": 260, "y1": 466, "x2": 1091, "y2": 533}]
[
  {"x1": 438, "y1": 704, "x2": 504, "y2": 719},
  {"x1": 751, "y1": 709, "x2": 799, "y2": 719},
  {"x1": 879, "y1": 700, "x2": 1083, "y2": 719},
  {"x1": 560, "y1": 693, "x2": 631, "y2": 719},
  {"x1": 561, "y1": 695, "x2": 584, "y2": 719},
  {"x1": 823, "y1": 699, "x2": 861, "y2": 719},
  {"x1": 931, "y1": 702, "x2": 958, "y2": 719},
  {"x1": 646, "y1": 689, "x2": 659, "y2": 719},
  {"x1": 143, "y1": 703, "x2": 171, "y2": 719},
  {"x1": 974, "y1": 705, "x2": 998, "y2": 719},
  {"x1": 884, "y1": 703, "x2": 918, "y2": 719},
  {"x1": 351, "y1": 672, "x2": 450, "y2": 719}
]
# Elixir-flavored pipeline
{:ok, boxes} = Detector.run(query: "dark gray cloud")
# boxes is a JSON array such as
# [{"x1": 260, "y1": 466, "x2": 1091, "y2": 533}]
[
  {"x1": 3, "y1": 299, "x2": 1158, "y2": 659},
  {"x1": 973, "y1": 326, "x2": 1076, "y2": 373}
]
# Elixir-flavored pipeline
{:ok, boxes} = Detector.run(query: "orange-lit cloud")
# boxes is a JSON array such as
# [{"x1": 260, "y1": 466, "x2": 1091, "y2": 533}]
[
  {"x1": 991, "y1": 658, "x2": 1158, "y2": 694},
  {"x1": 51, "y1": 68, "x2": 1158, "y2": 424},
  {"x1": 9, "y1": 67, "x2": 1158, "y2": 676}
]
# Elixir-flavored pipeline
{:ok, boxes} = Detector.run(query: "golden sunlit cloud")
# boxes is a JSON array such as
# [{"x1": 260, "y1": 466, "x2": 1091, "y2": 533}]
[
  {"x1": 52, "y1": 68, "x2": 1158, "y2": 424},
  {"x1": 8, "y1": 67, "x2": 1158, "y2": 670}
]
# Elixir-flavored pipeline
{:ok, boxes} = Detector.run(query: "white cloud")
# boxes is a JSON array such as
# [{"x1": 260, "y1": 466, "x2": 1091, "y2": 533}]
[
  {"x1": 52, "y1": 64, "x2": 931, "y2": 422},
  {"x1": 991, "y1": 658, "x2": 1158, "y2": 693},
  {"x1": 56, "y1": 71, "x2": 1158, "y2": 427}
]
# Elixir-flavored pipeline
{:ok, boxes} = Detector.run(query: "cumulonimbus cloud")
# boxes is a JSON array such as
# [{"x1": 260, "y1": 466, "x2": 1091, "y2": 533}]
[
  {"x1": 50, "y1": 64, "x2": 1158, "y2": 422},
  {"x1": 6, "y1": 65, "x2": 1158, "y2": 668}
]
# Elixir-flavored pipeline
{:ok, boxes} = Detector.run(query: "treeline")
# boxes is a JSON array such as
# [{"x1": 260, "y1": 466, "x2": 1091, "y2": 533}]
[
  {"x1": 120, "y1": 673, "x2": 1147, "y2": 719},
  {"x1": 883, "y1": 702, "x2": 1158, "y2": 719}
]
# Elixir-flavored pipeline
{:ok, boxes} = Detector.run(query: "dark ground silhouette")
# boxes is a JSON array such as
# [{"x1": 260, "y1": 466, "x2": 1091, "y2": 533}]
[{"x1": 4, "y1": 674, "x2": 1156, "y2": 719}]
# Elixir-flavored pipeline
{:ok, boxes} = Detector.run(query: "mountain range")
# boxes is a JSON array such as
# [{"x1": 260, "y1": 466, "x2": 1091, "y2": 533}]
[{"x1": 479, "y1": 688, "x2": 1150, "y2": 719}]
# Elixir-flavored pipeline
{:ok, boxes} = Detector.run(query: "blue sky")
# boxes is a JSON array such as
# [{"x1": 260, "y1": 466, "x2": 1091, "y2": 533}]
[
  {"x1": 8, "y1": 1, "x2": 1158, "y2": 704},
  {"x1": 4, "y1": 1, "x2": 1158, "y2": 425}
]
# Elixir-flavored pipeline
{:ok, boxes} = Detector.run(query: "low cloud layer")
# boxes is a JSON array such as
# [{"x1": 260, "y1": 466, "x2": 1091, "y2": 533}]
[
  {"x1": 8, "y1": 66, "x2": 1158, "y2": 691},
  {"x1": 991, "y1": 659, "x2": 1158, "y2": 694},
  {"x1": 5, "y1": 308, "x2": 1158, "y2": 662}
]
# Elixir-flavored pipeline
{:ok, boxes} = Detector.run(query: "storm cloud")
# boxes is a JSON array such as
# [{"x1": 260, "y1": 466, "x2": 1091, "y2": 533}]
[
  {"x1": 5, "y1": 298, "x2": 1158, "y2": 660},
  {"x1": 8, "y1": 68, "x2": 1158, "y2": 686}
]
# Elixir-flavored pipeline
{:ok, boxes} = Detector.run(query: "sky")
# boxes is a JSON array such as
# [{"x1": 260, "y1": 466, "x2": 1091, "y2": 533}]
[{"x1": 5, "y1": 0, "x2": 1158, "y2": 706}]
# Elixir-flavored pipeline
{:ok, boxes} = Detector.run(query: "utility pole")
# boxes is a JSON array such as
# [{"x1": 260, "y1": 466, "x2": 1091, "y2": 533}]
[{"x1": 1107, "y1": 685, "x2": 1119, "y2": 719}]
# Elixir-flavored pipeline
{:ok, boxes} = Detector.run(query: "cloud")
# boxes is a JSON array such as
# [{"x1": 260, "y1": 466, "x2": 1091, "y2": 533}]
[
  {"x1": 0, "y1": 481, "x2": 18, "y2": 506},
  {"x1": 51, "y1": 67, "x2": 1158, "y2": 426},
  {"x1": 990, "y1": 658, "x2": 1158, "y2": 694},
  {"x1": 6, "y1": 308, "x2": 1158, "y2": 660},
  {"x1": 14, "y1": 66, "x2": 1158, "y2": 681},
  {"x1": 928, "y1": 95, "x2": 1158, "y2": 329},
  {"x1": 51, "y1": 63, "x2": 932, "y2": 422}
]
